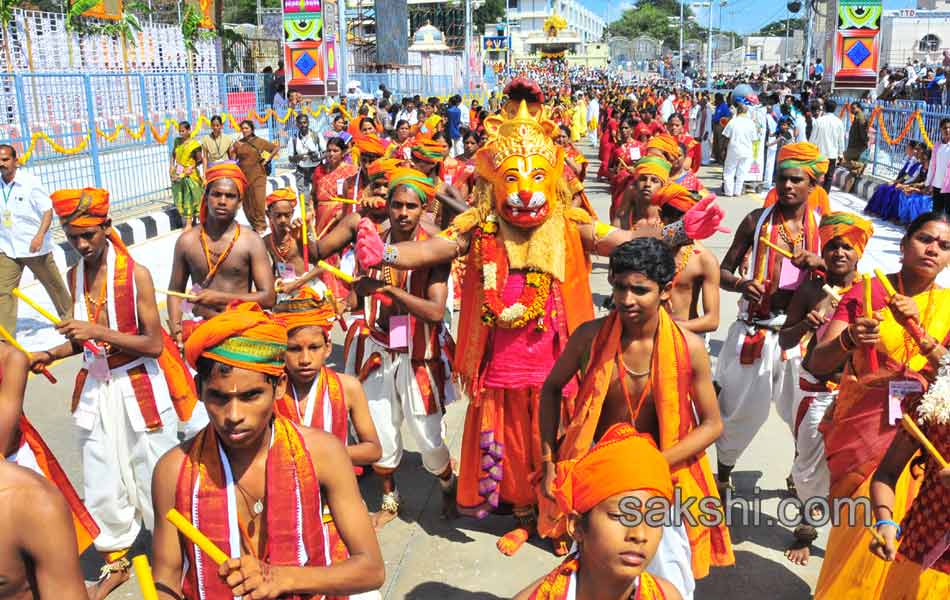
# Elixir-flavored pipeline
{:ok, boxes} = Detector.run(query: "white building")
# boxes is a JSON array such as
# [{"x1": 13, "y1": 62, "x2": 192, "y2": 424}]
[
  {"x1": 505, "y1": 0, "x2": 606, "y2": 54},
  {"x1": 878, "y1": 7, "x2": 950, "y2": 67}
]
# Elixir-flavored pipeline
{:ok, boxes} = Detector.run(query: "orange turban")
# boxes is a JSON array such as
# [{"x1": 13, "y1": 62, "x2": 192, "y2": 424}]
[
  {"x1": 204, "y1": 162, "x2": 248, "y2": 196},
  {"x1": 776, "y1": 142, "x2": 829, "y2": 181},
  {"x1": 367, "y1": 158, "x2": 404, "y2": 183},
  {"x1": 388, "y1": 167, "x2": 437, "y2": 203},
  {"x1": 651, "y1": 182, "x2": 699, "y2": 213},
  {"x1": 273, "y1": 288, "x2": 337, "y2": 335},
  {"x1": 184, "y1": 302, "x2": 287, "y2": 377},
  {"x1": 633, "y1": 156, "x2": 671, "y2": 183},
  {"x1": 411, "y1": 137, "x2": 448, "y2": 164},
  {"x1": 266, "y1": 187, "x2": 297, "y2": 208},
  {"x1": 646, "y1": 134, "x2": 682, "y2": 162},
  {"x1": 51, "y1": 188, "x2": 110, "y2": 227},
  {"x1": 819, "y1": 211, "x2": 874, "y2": 257},
  {"x1": 553, "y1": 423, "x2": 673, "y2": 516},
  {"x1": 352, "y1": 132, "x2": 388, "y2": 157}
]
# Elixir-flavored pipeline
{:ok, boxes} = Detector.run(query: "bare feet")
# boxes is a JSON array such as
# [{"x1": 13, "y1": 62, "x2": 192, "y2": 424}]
[
  {"x1": 370, "y1": 509, "x2": 399, "y2": 530},
  {"x1": 785, "y1": 524, "x2": 818, "y2": 566},
  {"x1": 89, "y1": 558, "x2": 131, "y2": 600},
  {"x1": 371, "y1": 490, "x2": 400, "y2": 530},
  {"x1": 497, "y1": 526, "x2": 531, "y2": 556}
]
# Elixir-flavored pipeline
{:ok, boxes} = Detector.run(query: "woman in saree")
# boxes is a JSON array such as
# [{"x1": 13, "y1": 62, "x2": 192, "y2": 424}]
[
  {"x1": 597, "y1": 104, "x2": 619, "y2": 181},
  {"x1": 807, "y1": 212, "x2": 950, "y2": 599},
  {"x1": 311, "y1": 136, "x2": 359, "y2": 297},
  {"x1": 667, "y1": 112, "x2": 701, "y2": 174},
  {"x1": 867, "y1": 141, "x2": 922, "y2": 219},
  {"x1": 608, "y1": 118, "x2": 644, "y2": 220}
]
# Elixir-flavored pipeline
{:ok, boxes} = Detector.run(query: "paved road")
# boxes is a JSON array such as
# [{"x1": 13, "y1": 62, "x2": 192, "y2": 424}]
[{"x1": 21, "y1": 146, "x2": 878, "y2": 599}]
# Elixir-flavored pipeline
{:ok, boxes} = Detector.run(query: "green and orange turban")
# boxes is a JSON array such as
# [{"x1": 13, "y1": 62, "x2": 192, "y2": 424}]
[
  {"x1": 553, "y1": 423, "x2": 673, "y2": 516},
  {"x1": 184, "y1": 302, "x2": 287, "y2": 377},
  {"x1": 633, "y1": 155, "x2": 671, "y2": 183},
  {"x1": 266, "y1": 187, "x2": 297, "y2": 209},
  {"x1": 388, "y1": 167, "x2": 437, "y2": 203},
  {"x1": 51, "y1": 188, "x2": 110, "y2": 227},
  {"x1": 411, "y1": 137, "x2": 448, "y2": 164},
  {"x1": 646, "y1": 133, "x2": 682, "y2": 162},
  {"x1": 819, "y1": 211, "x2": 874, "y2": 257},
  {"x1": 776, "y1": 142, "x2": 829, "y2": 182},
  {"x1": 651, "y1": 182, "x2": 700, "y2": 213},
  {"x1": 273, "y1": 287, "x2": 337, "y2": 336}
]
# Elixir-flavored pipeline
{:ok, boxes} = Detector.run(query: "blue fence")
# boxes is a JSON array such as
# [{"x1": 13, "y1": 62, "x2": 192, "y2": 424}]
[{"x1": 0, "y1": 71, "x2": 479, "y2": 221}]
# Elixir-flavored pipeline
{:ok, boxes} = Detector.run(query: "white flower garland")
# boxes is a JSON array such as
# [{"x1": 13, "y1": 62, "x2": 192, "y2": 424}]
[{"x1": 917, "y1": 352, "x2": 950, "y2": 426}]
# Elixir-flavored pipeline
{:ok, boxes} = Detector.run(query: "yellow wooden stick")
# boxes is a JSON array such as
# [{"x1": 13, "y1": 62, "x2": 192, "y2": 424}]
[
  {"x1": 868, "y1": 525, "x2": 887, "y2": 547},
  {"x1": 11, "y1": 288, "x2": 61, "y2": 323},
  {"x1": 874, "y1": 268, "x2": 898, "y2": 298},
  {"x1": 166, "y1": 509, "x2": 230, "y2": 565},
  {"x1": 318, "y1": 260, "x2": 355, "y2": 284},
  {"x1": 131, "y1": 555, "x2": 159, "y2": 600},
  {"x1": 300, "y1": 192, "x2": 310, "y2": 266},
  {"x1": 759, "y1": 236, "x2": 794, "y2": 259},
  {"x1": 863, "y1": 274, "x2": 875, "y2": 319},
  {"x1": 155, "y1": 288, "x2": 199, "y2": 301},
  {"x1": 901, "y1": 414, "x2": 949, "y2": 468},
  {"x1": 0, "y1": 323, "x2": 56, "y2": 383},
  {"x1": 329, "y1": 196, "x2": 362, "y2": 205}
]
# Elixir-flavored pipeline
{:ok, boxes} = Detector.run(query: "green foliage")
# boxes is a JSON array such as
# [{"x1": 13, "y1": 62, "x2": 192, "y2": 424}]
[
  {"x1": 181, "y1": 3, "x2": 215, "y2": 54},
  {"x1": 65, "y1": 0, "x2": 100, "y2": 31},
  {"x1": 474, "y1": 0, "x2": 506, "y2": 35},
  {"x1": 758, "y1": 18, "x2": 804, "y2": 37},
  {"x1": 608, "y1": 1, "x2": 701, "y2": 49},
  {"x1": 0, "y1": 0, "x2": 22, "y2": 29}
]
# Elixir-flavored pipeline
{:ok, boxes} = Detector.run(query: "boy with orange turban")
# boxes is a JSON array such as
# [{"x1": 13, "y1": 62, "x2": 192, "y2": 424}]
[
  {"x1": 715, "y1": 141, "x2": 829, "y2": 496},
  {"x1": 539, "y1": 238, "x2": 732, "y2": 596},
  {"x1": 344, "y1": 166, "x2": 458, "y2": 529},
  {"x1": 150, "y1": 302, "x2": 385, "y2": 599},
  {"x1": 777, "y1": 211, "x2": 872, "y2": 566},
  {"x1": 651, "y1": 183, "x2": 721, "y2": 336},
  {"x1": 34, "y1": 187, "x2": 197, "y2": 585},
  {"x1": 262, "y1": 187, "x2": 314, "y2": 296},
  {"x1": 613, "y1": 156, "x2": 670, "y2": 230},
  {"x1": 516, "y1": 424, "x2": 682, "y2": 600},
  {"x1": 167, "y1": 162, "x2": 275, "y2": 349}
]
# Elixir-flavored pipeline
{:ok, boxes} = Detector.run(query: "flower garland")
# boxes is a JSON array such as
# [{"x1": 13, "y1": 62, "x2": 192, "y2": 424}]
[
  {"x1": 917, "y1": 352, "x2": 950, "y2": 426},
  {"x1": 476, "y1": 215, "x2": 552, "y2": 331}
]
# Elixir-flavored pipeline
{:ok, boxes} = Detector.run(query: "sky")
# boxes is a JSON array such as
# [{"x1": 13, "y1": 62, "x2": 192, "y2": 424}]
[{"x1": 579, "y1": 0, "x2": 920, "y2": 35}]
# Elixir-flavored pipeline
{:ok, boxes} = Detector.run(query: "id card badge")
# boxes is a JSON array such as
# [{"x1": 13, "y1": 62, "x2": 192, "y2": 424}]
[
  {"x1": 83, "y1": 346, "x2": 110, "y2": 382},
  {"x1": 337, "y1": 178, "x2": 345, "y2": 195},
  {"x1": 276, "y1": 262, "x2": 297, "y2": 282},
  {"x1": 2, "y1": 209, "x2": 11, "y2": 228},
  {"x1": 389, "y1": 315, "x2": 409, "y2": 350},
  {"x1": 888, "y1": 380, "x2": 923, "y2": 425}
]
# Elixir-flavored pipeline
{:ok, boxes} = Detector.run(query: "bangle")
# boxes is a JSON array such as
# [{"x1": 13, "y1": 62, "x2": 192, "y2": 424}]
[
  {"x1": 875, "y1": 519, "x2": 902, "y2": 539},
  {"x1": 841, "y1": 326, "x2": 857, "y2": 351},
  {"x1": 735, "y1": 278, "x2": 747, "y2": 293}
]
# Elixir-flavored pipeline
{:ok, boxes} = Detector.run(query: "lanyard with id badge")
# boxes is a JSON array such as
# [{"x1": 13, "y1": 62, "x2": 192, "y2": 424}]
[{"x1": 1, "y1": 180, "x2": 14, "y2": 228}]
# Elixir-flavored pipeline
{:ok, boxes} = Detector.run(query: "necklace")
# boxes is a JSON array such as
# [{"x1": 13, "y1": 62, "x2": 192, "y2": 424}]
[
  {"x1": 200, "y1": 224, "x2": 241, "y2": 284},
  {"x1": 620, "y1": 354, "x2": 650, "y2": 377},
  {"x1": 777, "y1": 216, "x2": 805, "y2": 250},
  {"x1": 269, "y1": 233, "x2": 294, "y2": 263},
  {"x1": 236, "y1": 481, "x2": 265, "y2": 517},
  {"x1": 673, "y1": 244, "x2": 694, "y2": 282}
]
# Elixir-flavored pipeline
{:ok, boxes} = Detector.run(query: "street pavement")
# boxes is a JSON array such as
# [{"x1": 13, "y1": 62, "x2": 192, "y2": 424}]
[{"x1": 17, "y1": 144, "x2": 936, "y2": 599}]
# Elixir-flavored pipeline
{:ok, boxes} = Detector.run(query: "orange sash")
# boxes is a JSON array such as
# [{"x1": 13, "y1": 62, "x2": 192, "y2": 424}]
[
  {"x1": 528, "y1": 555, "x2": 668, "y2": 600},
  {"x1": 539, "y1": 310, "x2": 734, "y2": 578},
  {"x1": 16, "y1": 416, "x2": 100, "y2": 553},
  {"x1": 67, "y1": 238, "x2": 197, "y2": 425},
  {"x1": 175, "y1": 417, "x2": 327, "y2": 600}
]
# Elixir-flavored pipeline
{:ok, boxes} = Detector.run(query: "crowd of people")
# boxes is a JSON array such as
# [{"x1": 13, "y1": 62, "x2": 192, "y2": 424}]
[{"x1": 0, "y1": 61, "x2": 948, "y2": 600}]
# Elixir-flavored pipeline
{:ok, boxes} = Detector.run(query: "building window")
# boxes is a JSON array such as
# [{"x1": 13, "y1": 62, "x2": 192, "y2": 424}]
[
  {"x1": 919, "y1": 34, "x2": 941, "y2": 52},
  {"x1": 507, "y1": 0, "x2": 518, "y2": 9}
]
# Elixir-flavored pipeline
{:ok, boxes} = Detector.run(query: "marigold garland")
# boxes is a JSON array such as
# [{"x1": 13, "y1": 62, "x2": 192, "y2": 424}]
[{"x1": 476, "y1": 215, "x2": 552, "y2": 331}]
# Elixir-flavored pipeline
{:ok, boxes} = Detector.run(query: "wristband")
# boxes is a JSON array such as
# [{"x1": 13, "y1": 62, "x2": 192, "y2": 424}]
[
  {"x1": 382, "y1": 243, "x2": 399, "y2": 265},
  {"x1": 875, "y1": 519, "x2": 901, "y2": 539}
]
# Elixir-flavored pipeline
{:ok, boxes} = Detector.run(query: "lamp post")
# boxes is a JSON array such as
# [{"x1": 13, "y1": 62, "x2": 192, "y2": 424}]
[
  {"x1": 679, "y1": 0, "x2": 685, "y2": 78},
  {"x1": 802, "y1": 0, "x2": 813, "y2": 91}
]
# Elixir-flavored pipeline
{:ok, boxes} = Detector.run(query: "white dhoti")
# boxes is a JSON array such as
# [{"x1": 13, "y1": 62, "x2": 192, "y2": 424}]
[
  {"x1": 345, "y1": 335, "x2": 450, "y2": 475},
  {"x1": 74, "y1": 356, "x2": 180, "y2": 552},
  {"x1": 791, "y1": 370, "x2": 835, "y2": 502},
  {"x1": 722, "y1": 153, "x2": 753, "y2": 196},
  {"x1": 715, "y1": 314, "x2": 798, "y2": 467}
]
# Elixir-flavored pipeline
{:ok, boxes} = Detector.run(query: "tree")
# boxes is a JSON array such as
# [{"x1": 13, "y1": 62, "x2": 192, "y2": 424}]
[
  {"x1": 608, "y1": 2, "x2": 701, "y2": 49},
  {"x1": 758, "y1": 18, "x2": 804, "y2": 37},
  {"x1": 0, "y1": 0, "x2": 24, "y2": 72},
  {"x1": 474, "y1": 0, "x2": 505, "y2": 35}
]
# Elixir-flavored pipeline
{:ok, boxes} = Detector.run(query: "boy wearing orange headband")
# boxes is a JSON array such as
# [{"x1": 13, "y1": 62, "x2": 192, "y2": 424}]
[
  {"x1": 651, "y1": 184, "x2": 721, "y2": 336},
  {"x1": 516, "y1": 424, "x2": 682, "y2": 600},
  {"x1": 34, "y1": 187, "x2": 195, "y2": 586},
  {"x1": 167, "y1": 163, "x2": 276, "y2": 348},
  {"x1": 715, "y1": 141, "x2": 829, "y2": 495},
  {"x1": 613, "y1": 156, "x2": 671, "y2": 231},
  {"x1": 150, "y1": 303, "x2": 385, "y2": 599},
  {"x1": 263, "y1": 187, "x2": 312, "y2": 295},
  {"x1": 777, "y1": 211, "x2": 871, "y2": 566}
]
